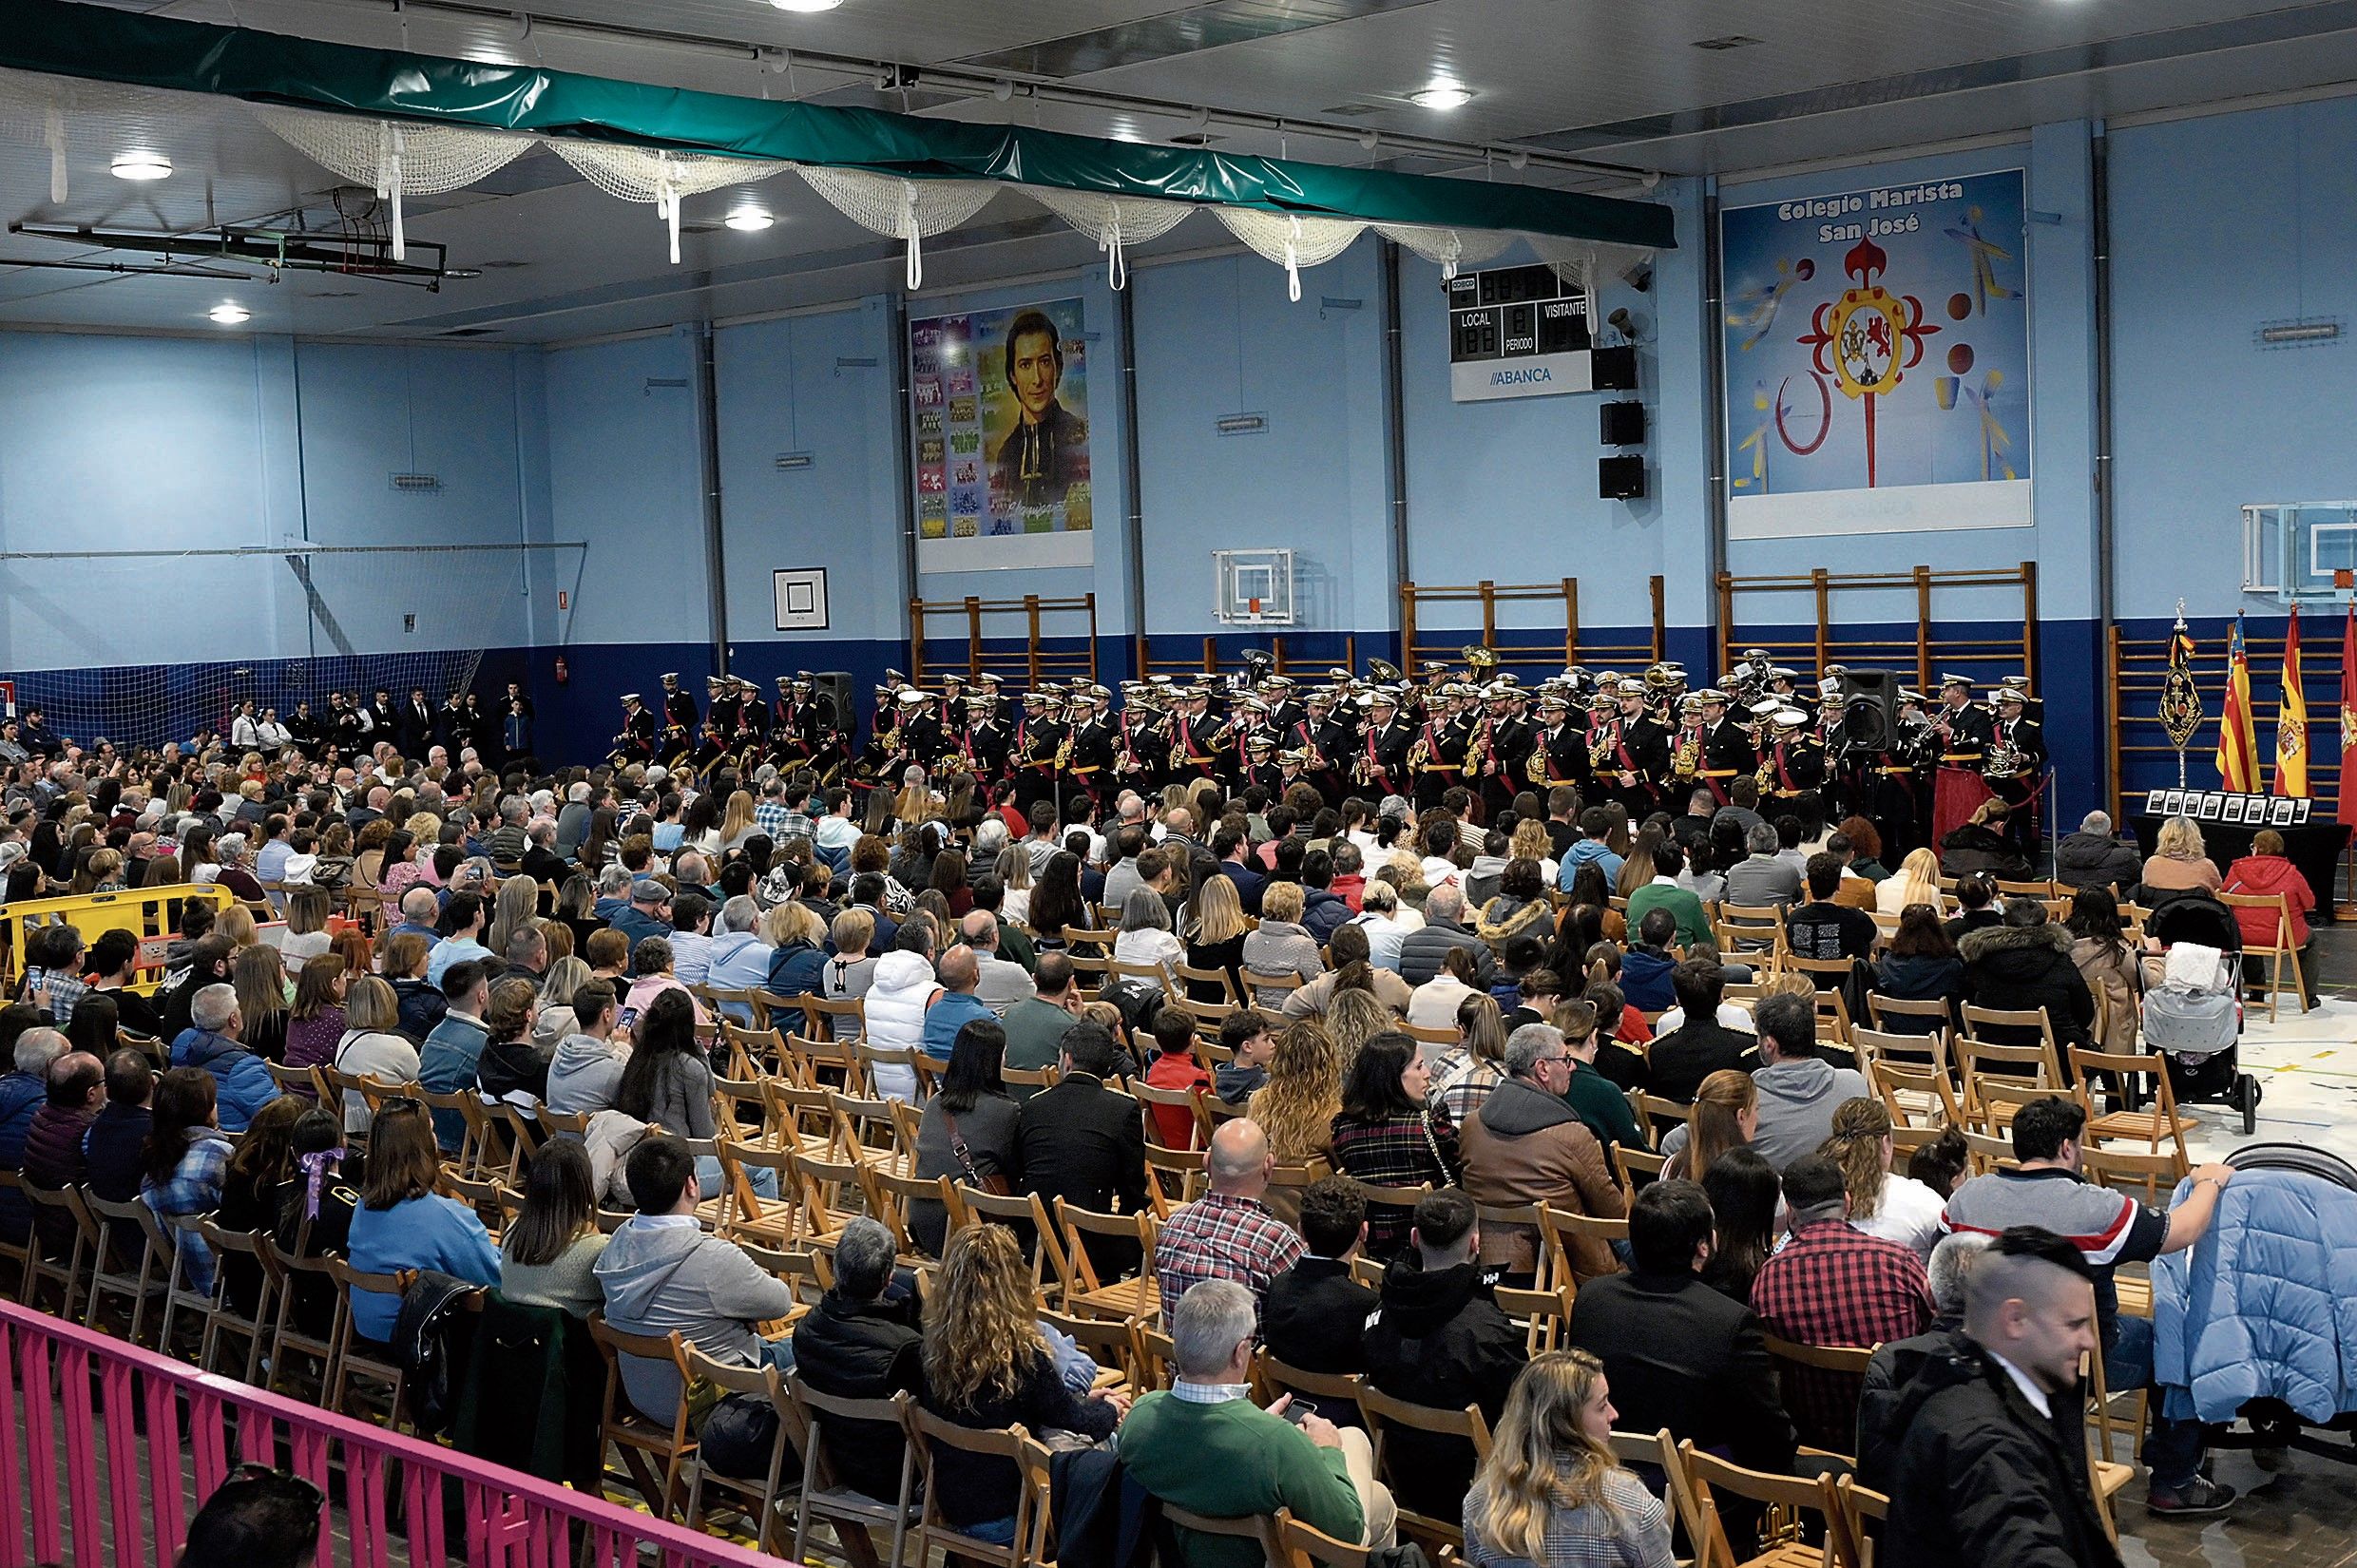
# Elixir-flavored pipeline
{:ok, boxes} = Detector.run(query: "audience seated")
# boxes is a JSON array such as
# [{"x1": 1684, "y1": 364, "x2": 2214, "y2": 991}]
[
  {"x1": 1722, "y1": 821, "x2": 1802, "y2": 908},
  {"x1": 596, "y1": 1136, "x2": 796, "y2": 1420},
  {"x1": 2223, "y1": 828, "x2": 2318, "y2": 1008},
  {"x1": 1213, "y1": 1009, "x2": 1274, "y2": 1105},
  {"x1": 1458, "y1": 1023, "x2": 1626, "y2": 1283},
  {"x1": 498, "y1": 1136, "x2": 607, "y2": 1320},
  {"x1": 1462, "y1": 1348, "x2": 1675, "y2": 1568},
  {"x1": 1747, "y1": 1154, "x2": 1935, "y2": 1450},
  {"x1": 919, "y1": 1223, "x2": 1126, "y2": 1541},
  {"x1": 1638, "y1": 961, "x2": 1754, "y2": 1105},
  {"x1": 959, "y1": 908, "x2": 1038, "y2": 1011},
  {"x1": 473, "y1": 977, "x2": 552, "y2": 1103},
  {"x1": 1398, "y1": 885, "x2": 1498, "y2": 989},
  {"x1": 1957, "y1": 898, "x2": 2097, "y2": 1050},
  {"x1": 790, "y1": 1215, "x2": 923, "y2": 1501},
  {"x1": 1662, "y1": 993, "x2": 1864, "y2": 1172},
  {"x1": 1140, "y1": 1007, "x2": 1212, "y2": 1148},
  {"x1": 1697, "y1": 1147, "x2": 1779, "y2": 1304},
  {"x1": 546, "y1": 982, "x2": 628, "y2": 1115},
  {"x1": 140, "y1": 1067, "x2": 235, "y2": 1293},
  {"x1": 1327, "y1": 1032, "x2": 1460, "y2": 1258},
  {"x1": 1154, "y1": 1119, "x2": 1305, "y2": 1326},
  {"x1": 1785, "y1": 853, "x2": 1878, "y2": 974},
  {"x1": 343, "y1": 1100, "x2": 500, "y2": 1341},
  {"x1": 2055, "y1": 809, "x2": 2144, "y2": 894},
  {"x1": 863, "y1": 919, "x2": 943, "y2": 1100},
  {"x1": 0, "y1": 1023, "x2": 67, "y2": 1241},
  {"x1": 1856, "y1": 1230, "x2": 1989, "y2": 1460},
  {"x1": 1819, "y1": 1097, "x2": 1945, "y2": 1259},
  {"x1": 417, "y1": 962, "x2": 491, "y2": 1151},
  {"x1": 168, "y1": 983, "x2": 281, "y2": 1133},
  {"x1": 1015, "y1": 1023, "x2": 1147, "y2": 1276},
  {"x1": 1262, "y1": 1176, "x2": 1380, "y2": 1375},
  {"x1": 21, "y1": 1049, "x2": 103, "y2": 1256},
  {"x1": 1564, "y1": 1179, "x2": 1795, "y2": 1475},
  {"x1": 1122, "y1": 1277, "x2": 1394, "y2": 1566},
  {"x1": 910, "y1": 1019, "x2": 1022, "y2": 1256},
  {"x1": 1002, "y1": 951, "x2": 1084, "y2": 1094},
  {"x1": 1362, "y1": 1190, "x2": 1528, "y2": 1520},
  {"x1": 83, "y1": 1047, "x2": 155, "y2": 1203}
]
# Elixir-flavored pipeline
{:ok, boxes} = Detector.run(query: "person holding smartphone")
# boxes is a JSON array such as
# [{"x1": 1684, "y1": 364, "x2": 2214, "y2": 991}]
[{"x1": 1119, "y1": 1278, "x2": 1396, "y2": 1568}]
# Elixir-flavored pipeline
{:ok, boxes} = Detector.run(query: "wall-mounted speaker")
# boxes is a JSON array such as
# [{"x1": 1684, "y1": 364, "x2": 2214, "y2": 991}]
[
  {"x1": 1599, "y1": 455, "x2": 1646, "y2": 501},
  {"x1": 1591, "y1": 345, "x2": 1638, "y2": 391},
  {"x1": 1600, "y1": 401, "x2": 1647, "y2": 447}
]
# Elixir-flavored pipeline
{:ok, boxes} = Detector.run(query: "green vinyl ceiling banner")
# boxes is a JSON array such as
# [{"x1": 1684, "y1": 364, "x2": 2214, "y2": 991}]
[{"x1": 0, "y1": 0, "x2": 1676, "y2": 252}]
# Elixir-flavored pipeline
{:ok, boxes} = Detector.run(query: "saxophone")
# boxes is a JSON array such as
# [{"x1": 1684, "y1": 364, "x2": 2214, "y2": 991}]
[
  {"x1": 1672, "y1": 724, "x2": 1702, "y2": 781},
  {"x1": 1755, "y1": 751, "x2": 1777, "y2": 794},
  {"x1": 1055, "y1": 730, "x2": 1076, "y2": 771}
]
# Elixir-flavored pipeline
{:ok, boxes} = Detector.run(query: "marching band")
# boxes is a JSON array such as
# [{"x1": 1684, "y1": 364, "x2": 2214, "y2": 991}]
[{"x1": 605, "y1": 648, "x2": 2047, "y2": 848}]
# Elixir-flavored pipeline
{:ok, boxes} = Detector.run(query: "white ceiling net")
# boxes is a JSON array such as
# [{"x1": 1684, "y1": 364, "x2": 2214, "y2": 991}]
[
  {"x1": 546, "y1": 142, "x2": 796, "y2": 262},
  {"x1": 1025, "y1": 189, "x2": 1196, "y2": 290},
  {"x1": 795, "y1": 166, "x2": 1001, "y2": 288},
  {"x1": 252, "y1": 105, "x2": 537, "y2": 259}
]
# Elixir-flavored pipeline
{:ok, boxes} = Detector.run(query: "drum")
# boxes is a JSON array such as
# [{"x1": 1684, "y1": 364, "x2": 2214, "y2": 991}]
[{"x1": 1933, "y1": 764, "x2": 1995, "y2": 846}]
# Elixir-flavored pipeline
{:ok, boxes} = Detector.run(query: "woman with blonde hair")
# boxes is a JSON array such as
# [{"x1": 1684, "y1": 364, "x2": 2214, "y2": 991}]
[
  {"x1": 1183, "y1": 871, "x2": 1251, "y2": 1004},
  {"x1": 1508, "y1": 818, "x2": 1560, "y2": 886},
  {"x1": 1248, "y1": 1018, "x2": 1344, "y2": 1164},
  {"x1": 2142, "y1": 813, "x2": 2222, "y2": 895},
  {"x1": 1876, "y1": 845, "x2": 1945, "y2": 916},
  {"x1": 716, "y1": 789, "x2": 760, "y2": 854},
  {"x1": 921, "y1": 1224, "x2": 1126, "y2": 1538},
  {"x1": 486, "y1": 873, "x2": 541, "y2": 964},
  {"x1": 280, "y1": 885, "x2": 335, "y2": 973},
  {"x1": 1662, "y1": 1068, "x2": 1757, "y2": 1181},
  {"x1": 230, "y1": 943, "x2": 292, "y2": 1062},
  {"x1": 1323, "y1": 986, "x2": 1393, "y2": 1079},
  {"x1": 1463, "y1": 1348, "x2": 1672, "y2": 1568},
  {"x1": 1817, "y1": 1096, "x2": 1945, "y2": 1261}
]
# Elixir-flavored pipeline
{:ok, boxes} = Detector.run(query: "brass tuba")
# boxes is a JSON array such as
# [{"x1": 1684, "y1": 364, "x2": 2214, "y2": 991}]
[
  {"x1": 1367, "y1": 657, "x2": 1403, "y2": 685},
  {"x1": 1464, "y1": 644, "x2": 1501, "y2": 675}
]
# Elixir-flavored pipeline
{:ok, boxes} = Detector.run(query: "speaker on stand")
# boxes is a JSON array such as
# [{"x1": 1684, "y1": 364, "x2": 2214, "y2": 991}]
[
  {"x1": 810, "y1": 671, "x2": 857, "y2": 735},
  {"x1": 1834, "y1": 669, "x2": 1899, "y2": 751}
]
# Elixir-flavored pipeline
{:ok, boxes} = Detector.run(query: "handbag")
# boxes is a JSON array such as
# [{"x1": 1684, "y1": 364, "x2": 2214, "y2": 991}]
[
  {"x1": 1418, "y1": 1108, "x2": 1449, "y2": 1177},
  {"x1": 944, "y1": 1106, "x2": 1012, "y2": 1196}
]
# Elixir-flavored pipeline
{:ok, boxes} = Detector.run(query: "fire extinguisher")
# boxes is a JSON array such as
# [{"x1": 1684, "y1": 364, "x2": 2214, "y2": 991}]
[{"x1": 554, "y1": 655, "x2": 570, "y2": 685}]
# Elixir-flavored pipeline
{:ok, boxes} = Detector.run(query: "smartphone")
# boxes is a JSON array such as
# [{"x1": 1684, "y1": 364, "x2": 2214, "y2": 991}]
[
  {"x1": 615, "y1": 1006, "x2": 640, "y2": 1034},
  {"x1": 1278, "y1": 1398, "x2": 1318, "y2": 1425}
]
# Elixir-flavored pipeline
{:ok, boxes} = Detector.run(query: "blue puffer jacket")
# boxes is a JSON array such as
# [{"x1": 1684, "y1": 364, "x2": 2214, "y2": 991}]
[
  {"x1": 2153, "y1": 1168, "x2": 2357, "y2": 1423},
  {"x1": 169, "y1": 1028, "x2": 283, "y2": 1134}
]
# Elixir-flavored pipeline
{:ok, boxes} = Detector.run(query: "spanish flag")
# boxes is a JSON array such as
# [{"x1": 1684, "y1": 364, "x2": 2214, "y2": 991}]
[
  {"x1": 2217, "y1": 612, "x2": 2259, "y2": 793},
  {"x1": 2276, "y1": 606, "x2": 2309, "y2": 796}
]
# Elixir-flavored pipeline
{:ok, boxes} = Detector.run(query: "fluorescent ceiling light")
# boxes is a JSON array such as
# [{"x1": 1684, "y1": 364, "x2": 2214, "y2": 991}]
[
  {"x1": 1409, "y1": 83, "x2": 1473, "y2": 110},
  {"x1": 208, "y1": 303, "x2": 251, "y2": 325},
  {"x1": 111, "y1": 152, "x2": 172, "y2": 181},
  {"x1": 768, "y1": 0, "x2": 844, "y2": 10},
  {"x1": 722, "y1": 207, "x2": 776, "y2": 231}
]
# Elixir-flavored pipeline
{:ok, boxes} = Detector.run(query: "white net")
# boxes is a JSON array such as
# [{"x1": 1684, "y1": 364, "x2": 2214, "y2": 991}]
[
  {"x1": 795, "y1": 166, "x2": 1003, "y2": 287},
  {"x1": 250, "y1": 105, "x2": 537, "y2": 260},
  {"x1": 1024, "y1": 188, "x2": 1197, "y2": 289},
  {"x1": 1527, "y1": 236, "x2": 1656, "y2": 294},
  {"x1": 1211, "y1": 208, "x2": 1368, "y2": 300},
  {"x1": 0, "y1": 543, "x2": 585, "y2": 752},
  {"x1": 0, "y1": 67, "x2": 226, "y2": 205},
  {"x1": 546, "y1": 142, "x2": 795, "y2": 262},
  {"x1": 1372, "y1": 222, "x2": 1516, "y2": 280}
]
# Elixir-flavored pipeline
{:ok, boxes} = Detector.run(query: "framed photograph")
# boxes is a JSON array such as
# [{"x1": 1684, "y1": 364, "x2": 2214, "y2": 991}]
[
  {"x1": 2272, "y1": 797, "x2": 2299, "y2": 827},
  {"x1": 773, "y1": 568, "x2": 829, "y2": 632},
  {"x1": 2161, "y1": 790, "x2": 2186, "y2": 817},
  {"x1": 2144, "y1": 790, "x2": 2167, "y2": 816},
  {"x1": 2212, "y1": 795, "x2": 2238, "y2": 823}
]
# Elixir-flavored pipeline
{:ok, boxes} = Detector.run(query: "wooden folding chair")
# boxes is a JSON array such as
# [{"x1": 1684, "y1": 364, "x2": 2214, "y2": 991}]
[
  {"x1": 1678, "y1": 1439, "x2": 1845, "y2": 1568},
  {"x1": 1956, "y1": 1008, "x2": 2064, "y2": 1079},
  {"x1": 419, "y1": 1086, "x2": 499, "y2": 1178},
  {"x1": 719, "y1": 1140, "x2": 805, "y2": 1249},
  {"x1": 1611, "y1": 1141, "x2": 1667, "y2": 1190},
  {"x1": 1141, "y1": 1142, "x2": 1209, "y2": 1219},
  {"x1": 1760, "y1": 1332, "x2": 1876, "y2": 1460},
  {"x1": 1401, "y1": 1022, "x2": 1457, "y2": 1051},
  {"x1": 2069, "y1": 1047, "x2": 2194, "y2": 1167},
  {"x1": 1354, "y1": 1381, "x2": 1490, "y2": 1554},
  {"x1": 1254, "y1": 1351, "x2": 1365, "y2": 1416},
  {"x1": 327, "y1": 1259, "x2": 416, "y2": 1424},
  {"x1": 785, "y1": 1378, "x2": 919, "y2": 1568},
  {"x1": 1494, "y1": 1284, "x2": 1572, "y2": 1355},
  {"x1": 1000, "y1": 1062, "x2": 1061, "y2": 1098},
  {"x1": 1869, "y1": 1053, "x2": 1963, "y2": 1129},
  {"x1": 1827, "y1": 1475, "x2": 1886, "y2": 1568},
  {"x1": 1472, "y1": 1201, "x2": 1555, "y2": 1291},
  {"x1": 191, "y1": 1218, "x2": 282, "y2": 1384},
  {"x1": 1133, "y1": 1078, "x2": 1211, "y2": 1152},
  {"x1": 1635, "y1": 1093, "x2": 1691, "y2": 1142},
  {"x1": 1176, "y1": 961, "x2": 1242, "y2": 1006},
  {"x1": 792, "y1": 1147, "x2": 872, "y2": 1250},
  {"x1": 1053, "y1": 1200, "x2": 1159, "y2": 1321},
  {"x1": 2220, "y1": 890, "x2": 2306, "y2": 1021},
  {"x1": 1042, "y1": 1308, "x2": 1146, "y2": 1393},
  {"x1": 2078, "y1": 1143, "x2": 2179, "y2": 1205},
  {"x1": 904, "y1": 1408, "x2": 1055, "y2": 1568},
  {"x1": 82, "y1": 1191, "x2": 166, "y2": 1344},
  {"x1": 1966, "y1": 1073, "x2": 2061, "y2": 1137},
  {"x1": 1539, "y1": 1202, "x2": 1630, "y2": 1289},
  {"x1": 1959, "y1": 1128, "x2": 2020, "y2": 1176},
  {"x1": 590, "y1": 1316, "x2": 699, "y2": 1520},
  {"x1": 948, "y1": 1184, "x2": 1064, "y2": 1303},
  {"x1": 262, "y1": 1234, "x2": 344, "y2": 1400},
  {"x1": 1161, "y1": 1504, "x2": 1287, "y2": 1564},
  {"x1": 681, "y1": 1347, "x2": 794, "y2": 1554},
  {"x1": 17, "y1": 1178, "x2": 96, "y2": 1320},
  {"x1": 1275, "y1": 1508, "x2": 1378, "y2": 1568},
  {"x1": 1130, "y1": 1319, "x2": 1178, "y2": 1390},
  {"x1": 1864, "y1": 993, "x2": 1952, "y2": 1040}
]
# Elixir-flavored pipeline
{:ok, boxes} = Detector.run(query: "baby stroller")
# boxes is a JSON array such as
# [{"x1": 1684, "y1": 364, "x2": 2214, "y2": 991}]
[{"x1": 2141, "y1": 889, "x2": 2260, "y2": 1132}]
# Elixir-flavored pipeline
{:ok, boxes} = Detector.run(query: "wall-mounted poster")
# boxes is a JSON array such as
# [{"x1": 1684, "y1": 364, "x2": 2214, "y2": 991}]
[
  {"x1": 910, "y1": 296, "x2": 1094, "y2": 572},
  {"x1": 1719, "y1": 168, "x2": 2030, "y2": 541}
]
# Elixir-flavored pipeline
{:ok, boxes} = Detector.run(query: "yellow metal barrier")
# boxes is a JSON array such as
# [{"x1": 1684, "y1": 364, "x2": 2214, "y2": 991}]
[{"x1": 2, "y1": 883, "x2": 236, "y2": 995}]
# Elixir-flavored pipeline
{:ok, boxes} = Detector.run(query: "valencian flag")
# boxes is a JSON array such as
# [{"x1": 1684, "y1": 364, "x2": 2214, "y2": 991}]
[
  {"x1": 2276, "y1": 605, "x2": 2309, "y2": 796},
  {"x1": 2341, "y1": 605, "x2": 2357, "y2": 826},
  {"x1": 2216, "y1": 612, "x2": 2259, "y2": 793}
]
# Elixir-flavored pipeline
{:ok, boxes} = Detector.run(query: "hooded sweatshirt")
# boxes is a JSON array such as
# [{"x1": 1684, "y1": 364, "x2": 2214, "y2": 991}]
[
  {"x1": 1361, "y1": 1257, "x2": 1527, "y2": 1519},
  {"x1": 546, "y1": 1032, "x2": 629, "y2": 1115},
  {"x1": 1458, "y1": 1078, "x2": 1626, "y2": 1278},
  {"x1": 1957, "y1": 922, "x2": 2096, "y2": 1049},
  {"x1": 1749, "y1": 1057, "x2": 1871, "y2": 1170},
  {"x1": 592, "y1": 1215, "x2": 798, "y2": 1420}
]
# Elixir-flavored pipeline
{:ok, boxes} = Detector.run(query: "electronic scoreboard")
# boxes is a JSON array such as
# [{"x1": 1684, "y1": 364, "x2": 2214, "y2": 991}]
[{"x1": 1447, "y1": 262, "x2": 1594, "y2": 403}]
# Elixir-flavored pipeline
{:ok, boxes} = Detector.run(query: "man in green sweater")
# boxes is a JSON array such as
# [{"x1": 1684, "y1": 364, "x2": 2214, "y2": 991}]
[{"x1": 1119, "y1": 1279, "x2": 1396, "y2": 1568}]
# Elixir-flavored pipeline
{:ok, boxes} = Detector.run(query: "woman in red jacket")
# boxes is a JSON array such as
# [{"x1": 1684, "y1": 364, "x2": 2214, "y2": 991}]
[{"x1": 2222, "y1": 830, "x2": 2317, "y2": 1009}]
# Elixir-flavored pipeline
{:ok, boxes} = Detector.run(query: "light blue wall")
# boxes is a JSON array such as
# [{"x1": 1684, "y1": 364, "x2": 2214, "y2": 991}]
[
  {"x1": 1134, "y1": 241, "x2": 1389, "y2": 637},
  {"x1": 2109, "y1": 96, "x2": 2357, "y2": 621},
  {"x1": 0, "y1": 331, "x2": 538, "y2": 670},
  {"x1": 713, "y1": 300, "x2": 906, "y2": 655},
  {"x1": 541, "y1": 328, "x2": 710, "y2": 650}
]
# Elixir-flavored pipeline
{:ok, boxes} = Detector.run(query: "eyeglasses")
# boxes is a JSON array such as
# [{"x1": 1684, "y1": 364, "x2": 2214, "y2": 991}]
[{"x1": 1535, "y1": 1054, "x2": 1569, "y2": 1068}]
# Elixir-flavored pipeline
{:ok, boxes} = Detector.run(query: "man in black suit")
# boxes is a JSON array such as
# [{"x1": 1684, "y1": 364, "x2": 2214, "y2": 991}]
[
  {"x1": 1263, "y1": 1176, "x2": 1381, "y2": 1377},
  {"x1": 1564, "y1": 1179, "x2": 1794, "y2": 1480},
  {"x1": 398, "y1": 687, "x2": 437, "y2": 757},
  {"x1": 1014, "y1": 1021, "x2": 1148, "y2": 1277},
  {"x1": 1645, "y1": 960, "x2": 1757, "y2": 1107}
]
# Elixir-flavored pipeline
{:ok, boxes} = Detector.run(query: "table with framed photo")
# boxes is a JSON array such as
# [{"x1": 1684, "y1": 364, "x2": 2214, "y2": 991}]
[{"x1": 2130, "y1": 791, "x2": 2348, "y2": 922}]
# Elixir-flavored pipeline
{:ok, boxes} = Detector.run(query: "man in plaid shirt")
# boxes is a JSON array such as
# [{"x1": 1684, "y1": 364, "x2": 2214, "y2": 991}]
[
  {"x1": 1155, "y1": 1119, "x2": 1305, "y2": 1329},
  {"x1": 754, "y1": 775, "x2": 792, "y2": 842},
  {"x1": 20, "y1": 925, "x2": 89, "y2": 1030},
  {"x1": 1749, "y1": 1155, "x2": 1934, "y2": 1451}
]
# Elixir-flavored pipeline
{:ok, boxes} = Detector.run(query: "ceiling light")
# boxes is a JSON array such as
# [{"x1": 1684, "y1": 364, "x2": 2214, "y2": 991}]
[
  {"x1": 723, "y1": 206, "x2": 776, "y2": 231},
  {"x1": 110, "y1": 152, "x2": 172, "y2": 182},
  {"x1": 208, "y1": 303, "x2": 251, "y2": 325},
  {"x1": 768, "y1": 0, "x2": 843, "y2": 10},
  {"x1": 1409, "y1": 82, "x2": 1473, "y2": 110}
]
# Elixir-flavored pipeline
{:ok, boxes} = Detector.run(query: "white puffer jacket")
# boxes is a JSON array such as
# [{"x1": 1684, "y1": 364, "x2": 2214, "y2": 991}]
[{"x1": 860, "y1": 949, "x2": 939, "y2": 1100}]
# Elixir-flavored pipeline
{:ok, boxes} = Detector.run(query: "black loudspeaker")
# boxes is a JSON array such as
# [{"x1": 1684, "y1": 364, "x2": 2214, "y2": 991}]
[
  {"x1": 810, "y1": 671, "x2": 857, "y2": 729},
  {"x1": 1835, "y1": 668, "x2": 1898, "y2": 751},
  {"x1": 1592, "y1": 344, "x2": 1638, "y2": 391},
  {"x1": 1600, "y1": 401, "x2": 1647, "y2": 447},
  {"x1": 1599, "y1": 455, "x2": 1646, "y2": 501}
]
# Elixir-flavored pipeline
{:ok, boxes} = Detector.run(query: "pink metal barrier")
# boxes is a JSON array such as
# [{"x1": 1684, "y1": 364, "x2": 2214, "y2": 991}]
[{"x1": 0, "y1": 1299, "x2": 773, "y2": 1568}]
